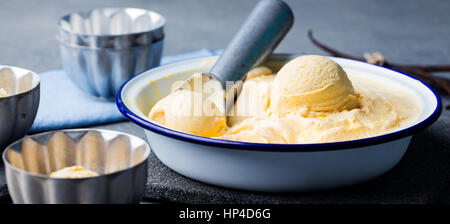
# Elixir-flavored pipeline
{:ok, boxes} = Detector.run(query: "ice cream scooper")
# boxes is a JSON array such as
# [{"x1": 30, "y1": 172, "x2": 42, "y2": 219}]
[{"x1": 176, "y1": 0, "x2": 294, "y2": 112}]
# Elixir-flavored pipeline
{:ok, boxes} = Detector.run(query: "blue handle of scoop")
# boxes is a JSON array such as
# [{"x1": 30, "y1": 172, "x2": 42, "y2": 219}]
[{"x1": 210, "y1": 0, "x2": 294, "y2": 85}]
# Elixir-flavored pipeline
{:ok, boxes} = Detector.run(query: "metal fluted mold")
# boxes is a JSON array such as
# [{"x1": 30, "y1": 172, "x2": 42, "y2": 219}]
[
  {"x1": 2, "y1": 129, "x2": 151, "y2": 204},
  {"x1": 58, "y1": 8, "x2": 165, "y2": 48},
  {"x1": 0, "y1": 66, "x2": 40, "y2": 151},
  {"x1": 57, "y1": 8, "x2": 165, "y2": 99}
]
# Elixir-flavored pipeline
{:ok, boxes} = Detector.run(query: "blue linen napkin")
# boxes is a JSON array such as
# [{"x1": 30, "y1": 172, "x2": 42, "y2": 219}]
[{"x1": 30, "y1": 48, "x2": 223, "y2": 133}]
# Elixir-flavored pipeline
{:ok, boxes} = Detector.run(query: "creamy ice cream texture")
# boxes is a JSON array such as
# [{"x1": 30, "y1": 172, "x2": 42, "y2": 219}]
[
  {"x1": 148, "y1": 55, "x2": 421, "y2": 144},
  {"x1": 0, "y1": 88, "x2": 7, "y2": 97},
  {"x1": 50, "y1": 166, "x2": 99, "y2": 178},
  {"x1": 148, "y1": 73, "x2": 227, "y2": 137},
  {"x1": 269, "y1": 55, "x2": 359, "y2": 117}
]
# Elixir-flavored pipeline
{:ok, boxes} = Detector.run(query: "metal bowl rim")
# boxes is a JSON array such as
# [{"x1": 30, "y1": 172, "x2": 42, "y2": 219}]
[
  {"x1": 57, "y1": 7, "x2": 166, "y2": 37},
  {"x1": 0, "y1": 65, "x2": 40, "y2": 99},
  {"x1": 2, "y1": 128, "x2": 151, "y2": 180}
]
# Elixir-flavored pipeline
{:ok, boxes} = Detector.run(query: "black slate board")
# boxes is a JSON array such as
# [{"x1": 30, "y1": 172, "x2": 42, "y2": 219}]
[{"x1": 143, "y1": 118, "x2": 450, "y2": 204}]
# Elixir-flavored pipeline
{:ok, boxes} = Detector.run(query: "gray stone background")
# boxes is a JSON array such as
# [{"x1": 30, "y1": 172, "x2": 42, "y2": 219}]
[
  {"x1": 1, "y1": 0, "x2": 449, "y2": 115},
  {"x1": 2, "y1": 0, "x2": 450, "y2": 71},
  {"x1": 1, "y1": 0, "x2": 449, "y2": 203}
]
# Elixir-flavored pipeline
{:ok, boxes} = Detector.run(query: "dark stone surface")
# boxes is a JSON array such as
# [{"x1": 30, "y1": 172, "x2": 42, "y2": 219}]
[
  {"x1": 1, "y1": 0, "x2": 450, "y2": 203},
  {"x1": 142, "y1": 118, "x2": 450, "y2": 204},
  {"x1": 3, "y1": 118, "x2": 449, "y2": 204}
]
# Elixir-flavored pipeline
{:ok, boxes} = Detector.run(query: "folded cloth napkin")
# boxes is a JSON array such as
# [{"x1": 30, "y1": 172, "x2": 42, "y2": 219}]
[{"x1": 29, "y1": 48, "x2": 223, "y2": 133}]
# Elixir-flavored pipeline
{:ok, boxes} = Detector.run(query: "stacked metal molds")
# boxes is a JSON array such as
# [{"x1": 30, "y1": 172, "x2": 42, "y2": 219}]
[{"x1": 58, "y1": 8, "x2": 165, "y2": 99}]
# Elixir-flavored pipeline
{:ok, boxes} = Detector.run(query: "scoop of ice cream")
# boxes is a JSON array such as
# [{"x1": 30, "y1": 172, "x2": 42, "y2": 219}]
[
  {"x1": 228, "y1": 67, "x2": 274, "y2": 126},
  {"x1": 0, "y1": 88, "x2": 7, "y2": 97},
  {"x1": 50, "y1": 166, "x2": 99, "y2": 178},
  {"x1": 269, "y1": 55, "x2": 359, "y2": 117},
  {"x1": 148, "y1": 88, "x2": 227, "y2": 138}
]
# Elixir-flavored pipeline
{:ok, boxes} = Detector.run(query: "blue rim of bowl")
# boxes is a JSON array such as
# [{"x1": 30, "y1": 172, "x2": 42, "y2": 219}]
[{"x1": 116, "y1": 55, "x2": 442, "y2": 152}]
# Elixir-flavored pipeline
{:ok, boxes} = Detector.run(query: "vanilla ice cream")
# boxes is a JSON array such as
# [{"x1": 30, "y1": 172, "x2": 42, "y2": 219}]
[
  {"x1": 148, "y1": 73, "x2": 227, "y2": 137},
  {"x1": 228, "y1": 66, "x2": 274, "y2": 126},
  {"x1": 0, "y1": 88, "x2": 7, "y2": 97},
  {"x1": 50, "y1": 166, "x2": 99, "y2": 178},
  {"x1": 269, "y1": 55, "x2": 359, "y2": 117},
  {"x1": 147, "y1": 55, "x2": 421, "y2": 144}
]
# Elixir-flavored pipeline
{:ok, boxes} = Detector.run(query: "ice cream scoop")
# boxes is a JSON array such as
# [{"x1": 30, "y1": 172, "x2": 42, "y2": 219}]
[
  {"x1": 178, "y1": 0, "x2": 293, "y2": 89},
  {"x1": 149, "y1": 0, "x2": 293, "y2": 136},
  {"x1": 269, "y1": 55, "x2": 359, "y2": 117}
]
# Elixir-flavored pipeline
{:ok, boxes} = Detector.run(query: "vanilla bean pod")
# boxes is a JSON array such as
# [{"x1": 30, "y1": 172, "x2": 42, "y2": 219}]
[
  {"x1": 308, "y1": 30, "x2": 450, "y2": 74},
  {"x1": 308, "y1": 30, "x2": 450, "y2": 110}
]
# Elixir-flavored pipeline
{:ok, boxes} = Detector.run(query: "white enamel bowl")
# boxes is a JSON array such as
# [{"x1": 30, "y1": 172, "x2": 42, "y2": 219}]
[{"x1": 116, "y1": 54, "x2": 441, "y2": 192}]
